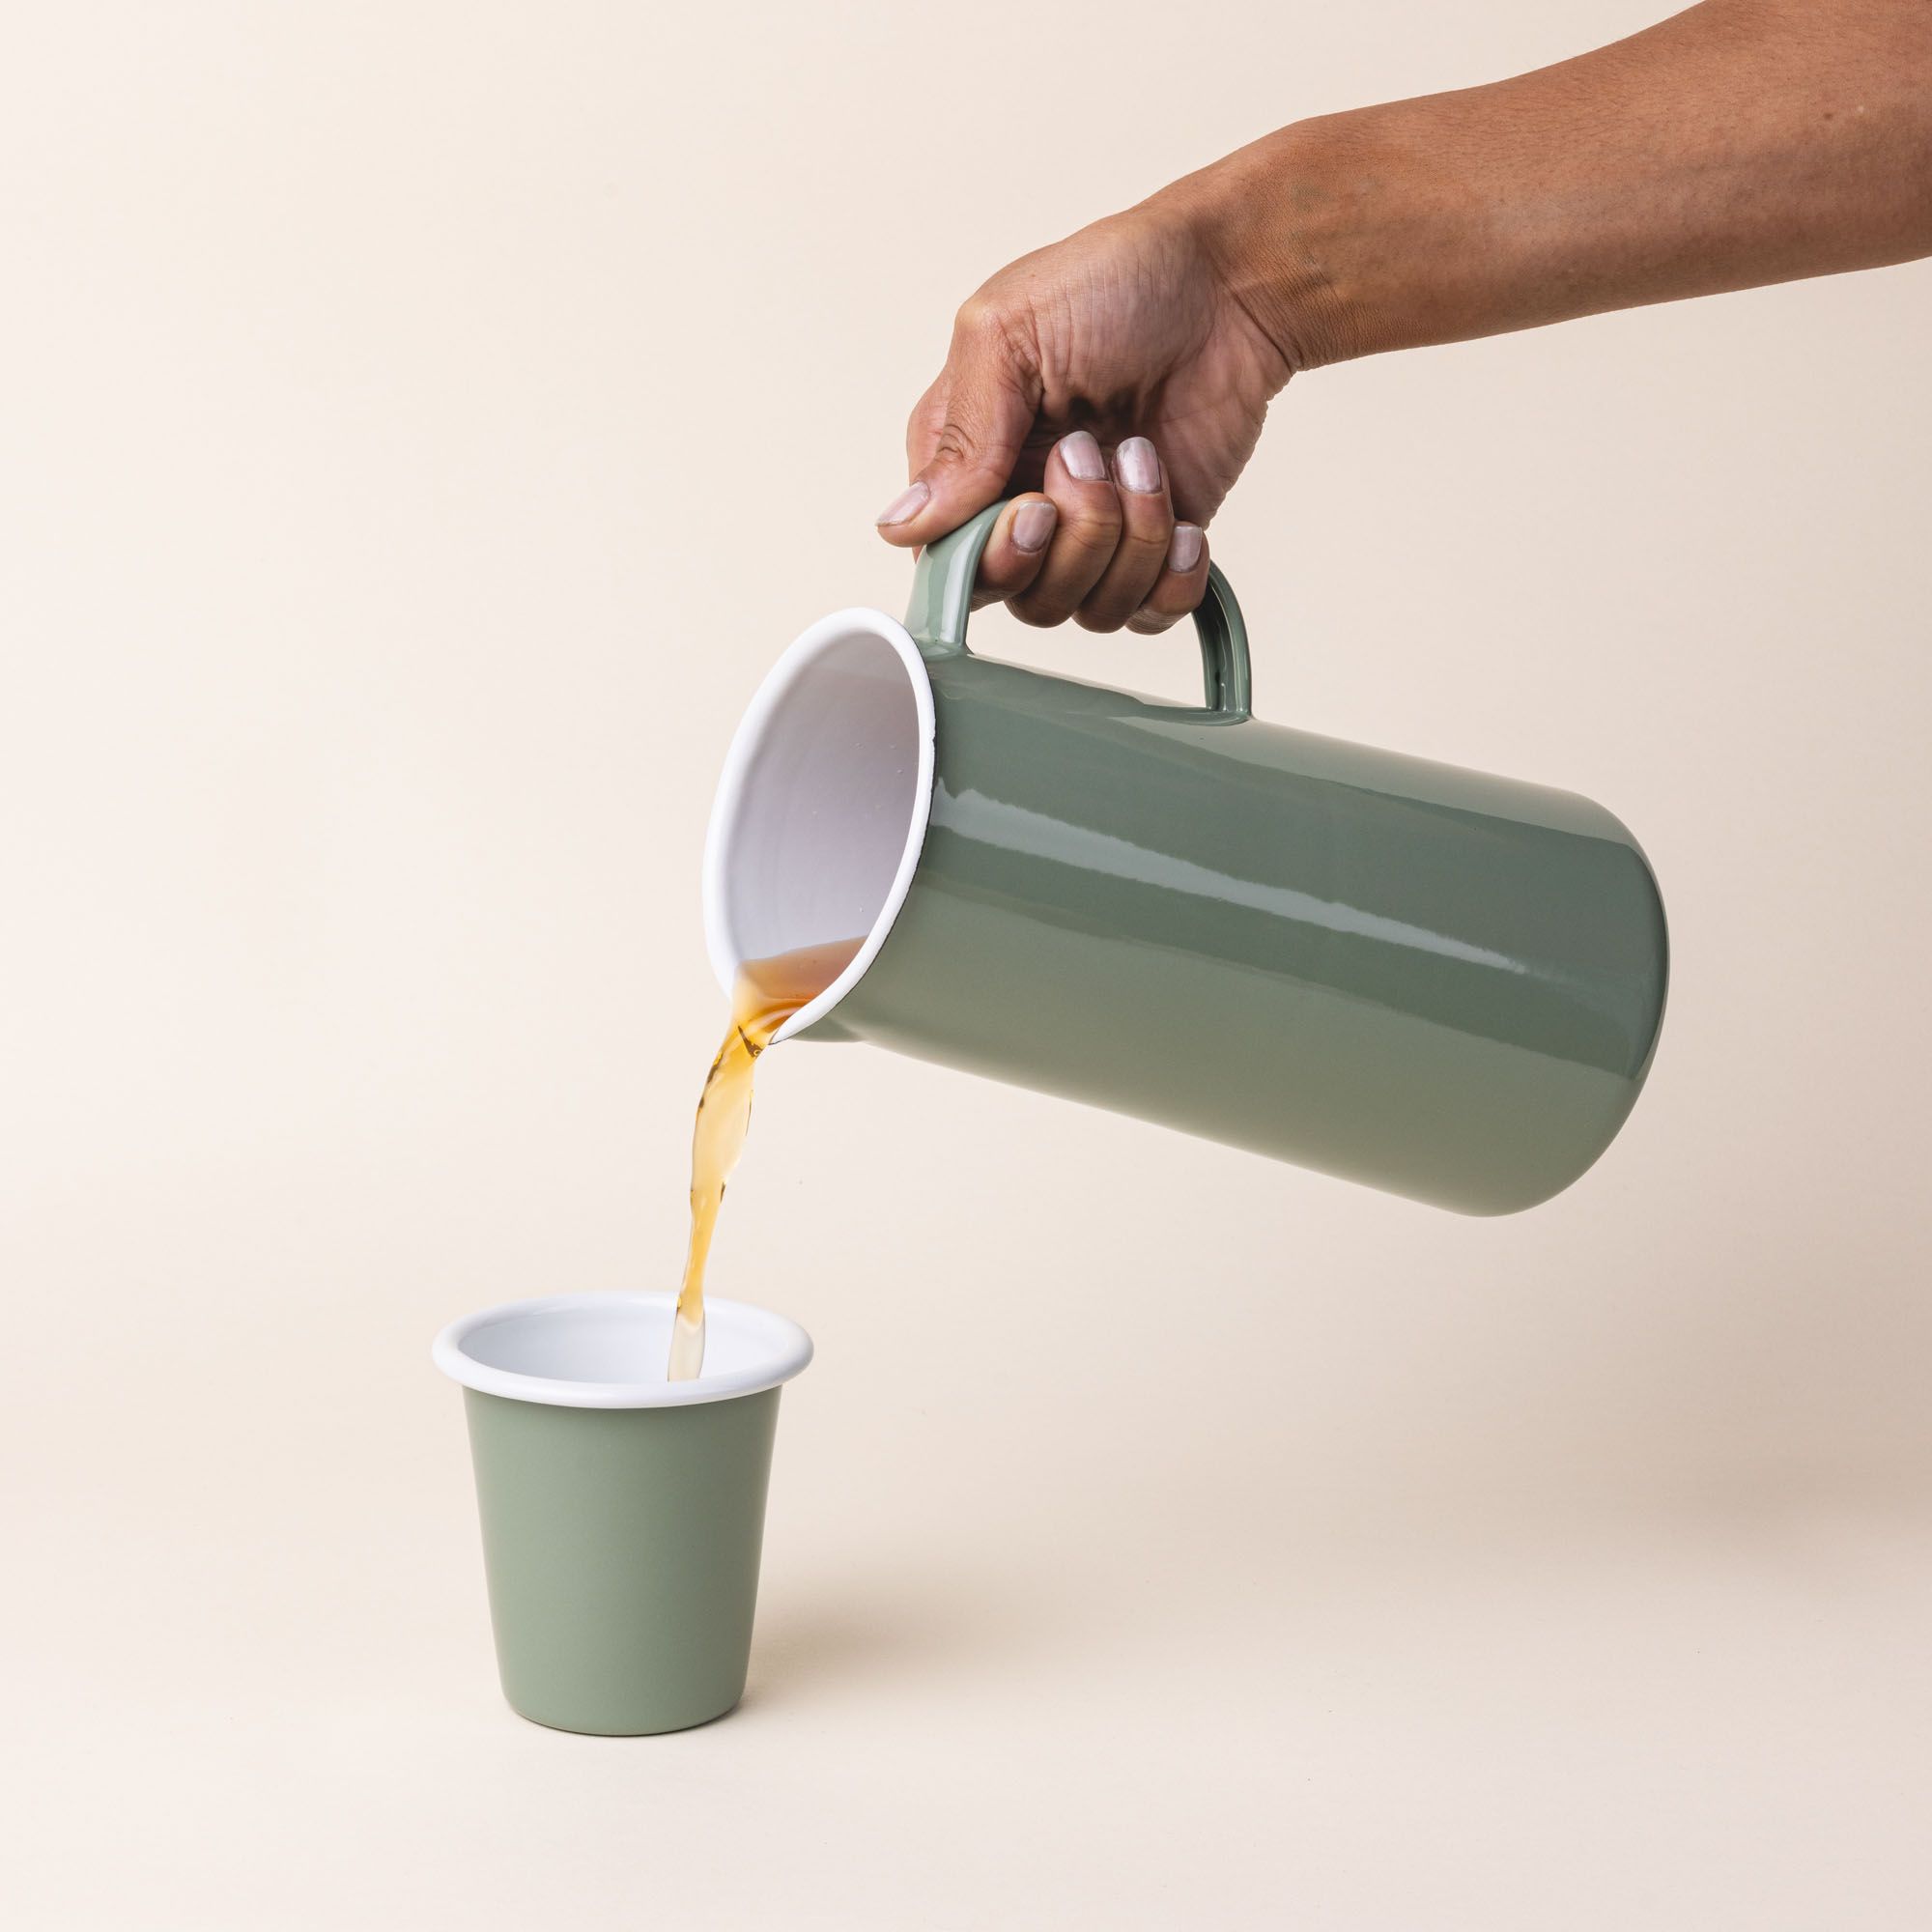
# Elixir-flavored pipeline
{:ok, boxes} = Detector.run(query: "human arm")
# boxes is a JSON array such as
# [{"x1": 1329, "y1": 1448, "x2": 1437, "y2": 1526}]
[{"x1": 878, "y1": 0, "x2": 1932, "y2": 629}]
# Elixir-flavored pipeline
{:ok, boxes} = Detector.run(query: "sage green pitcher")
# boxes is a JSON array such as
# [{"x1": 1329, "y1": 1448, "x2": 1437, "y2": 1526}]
[{"x1": 702, "y1": 503, "x2": 1667, "y2": 1214}]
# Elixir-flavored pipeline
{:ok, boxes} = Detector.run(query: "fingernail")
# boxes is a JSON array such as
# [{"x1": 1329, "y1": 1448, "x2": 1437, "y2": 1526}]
[
  {"x1": 1059, "y1": 430, "x2": 1105, "y2": 482},
  {"x1": 1115, "y1": 436, "x2": 1161, "y2": 495},
  {"x1": 876, "y1": 480, "x2": 930, "y2": 527},
  {"x1": 1168, "y1": 523, "x2": 1204, "y2": 573},
  {"x1": 1012, "y1": 499, "x2": 1057, "y2": 553}
]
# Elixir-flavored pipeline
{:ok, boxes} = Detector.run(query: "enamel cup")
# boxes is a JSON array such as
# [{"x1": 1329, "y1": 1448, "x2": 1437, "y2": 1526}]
[
  {"x1": 703, "y1": 503, "x2": 1667, "y2": 1214},
  {"x1": 435, "y1": 1293, "x2": 813, "y2": 1734}
]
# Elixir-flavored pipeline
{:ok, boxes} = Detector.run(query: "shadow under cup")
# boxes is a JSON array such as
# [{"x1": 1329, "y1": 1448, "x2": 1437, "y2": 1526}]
[{"x1": 433, "y1": 1293, "x2": 813, "y2": 1736}]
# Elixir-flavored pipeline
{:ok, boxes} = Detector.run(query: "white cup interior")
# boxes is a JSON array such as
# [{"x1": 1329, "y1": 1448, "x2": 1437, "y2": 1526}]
[
  {"x1": 433, "y1": 1293, "x2": 813, "y2": 1408},
  {"x1": 701, "y1": 609, "x2": 935, "y2": 1041}
]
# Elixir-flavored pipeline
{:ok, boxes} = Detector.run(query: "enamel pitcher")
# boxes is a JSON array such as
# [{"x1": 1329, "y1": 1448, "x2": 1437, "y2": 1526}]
[{"x1": 702, "y1": 503, "x2": 1667, "y2": 1213}]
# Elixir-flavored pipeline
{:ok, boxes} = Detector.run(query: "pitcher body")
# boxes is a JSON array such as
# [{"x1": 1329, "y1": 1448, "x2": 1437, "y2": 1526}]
[{"x1": 702, "y1": 506, "x2": 1667, "y2": 1213}]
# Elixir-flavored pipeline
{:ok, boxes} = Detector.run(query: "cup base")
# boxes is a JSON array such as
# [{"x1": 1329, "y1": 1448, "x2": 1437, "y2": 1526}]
[{"x1": 503, "y1": 1690, "x2": 745, "y2": 1738}]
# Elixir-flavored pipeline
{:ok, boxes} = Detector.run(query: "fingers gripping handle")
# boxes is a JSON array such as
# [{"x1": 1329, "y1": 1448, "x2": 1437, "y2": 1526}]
[{"x1": 904, "y1": 498, "x2": 1253, "y2": 720}]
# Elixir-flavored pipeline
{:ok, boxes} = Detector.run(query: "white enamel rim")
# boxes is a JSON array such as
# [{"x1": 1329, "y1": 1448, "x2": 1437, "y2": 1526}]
[
  {"x1": 700, "y1": 605, "x2": 936, "y2": 1044},
  {"x1": 432, "y1": 1292, "x2": 814, "y2": 1409}
]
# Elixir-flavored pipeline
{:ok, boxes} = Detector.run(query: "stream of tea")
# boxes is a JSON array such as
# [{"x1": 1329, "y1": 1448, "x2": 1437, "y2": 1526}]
[{"x1": 668, "y1": 936, "x2": 864, "y2": 1379}]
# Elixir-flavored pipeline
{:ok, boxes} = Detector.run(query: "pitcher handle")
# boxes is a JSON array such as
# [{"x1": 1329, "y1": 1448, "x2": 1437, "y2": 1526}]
[{"x1": 904, "y1": 498, "x2": 1252, "y2": 721}]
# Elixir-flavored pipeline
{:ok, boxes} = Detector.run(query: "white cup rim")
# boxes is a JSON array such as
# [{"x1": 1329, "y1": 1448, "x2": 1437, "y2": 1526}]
[
  {"x1": 700, "y1": 605, "x2": 936, "y2": 1044},
  {"x1": 432, "y1": 1292, "x2": 813, "y2": 1409}
]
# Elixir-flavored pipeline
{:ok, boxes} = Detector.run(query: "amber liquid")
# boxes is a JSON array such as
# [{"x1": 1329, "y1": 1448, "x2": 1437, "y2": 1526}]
[{"x1": 668, "y1": 936, "x2": 864, "y2": 1379}]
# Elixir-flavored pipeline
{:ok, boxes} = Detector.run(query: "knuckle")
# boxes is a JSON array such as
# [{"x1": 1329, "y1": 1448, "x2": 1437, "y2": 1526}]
[
  {"x1": 952, "y1": 295, "x2": 994, "y2": 335},
  {"x1": 977, "y1": 552, "x2": 1027, "y2": 593},
  {"x1": 953, "y1": 295, "x2": 1024, "y2": 358},
  {"x1": 1008, "y1": 592, "x2": 1070, "y2": 629},
  {"x1": 929, "y1": 418, "x2": 982, "y2": 467},
  {"x1": 1058, "y1": 500, "x2": 1123, "y2": 552},
  {"x1": 905, "y1": 380, "x2": 945, "y2": 438},
  {"x1": 1073, "y1": 607, "x2": 1128, "y2": 635}
]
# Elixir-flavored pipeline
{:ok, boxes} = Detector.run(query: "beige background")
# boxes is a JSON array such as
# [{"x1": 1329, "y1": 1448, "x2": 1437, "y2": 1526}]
[{"x1": 3, "y1": 1, "x2": 1928, "y2": 1926}]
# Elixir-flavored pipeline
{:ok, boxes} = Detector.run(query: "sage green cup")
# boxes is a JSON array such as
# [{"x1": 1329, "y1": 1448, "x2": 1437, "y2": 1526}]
[{"x1": 433, "y1": 1293, "x2": 812, "y2": 1736}]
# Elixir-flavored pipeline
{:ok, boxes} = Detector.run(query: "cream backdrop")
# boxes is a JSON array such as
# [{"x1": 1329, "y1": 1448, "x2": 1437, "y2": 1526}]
[{"x1": 3, "y1": 2, "x2": 1927, "y2": 1927}]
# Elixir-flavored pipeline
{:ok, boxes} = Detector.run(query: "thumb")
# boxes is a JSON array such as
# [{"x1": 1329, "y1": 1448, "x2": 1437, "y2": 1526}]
[{"x1": 876, "y1": 303, "x2": 1039, "y2": 548}]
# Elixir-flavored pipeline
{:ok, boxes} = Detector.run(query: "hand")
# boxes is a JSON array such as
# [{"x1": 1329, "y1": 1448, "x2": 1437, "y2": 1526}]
[
  {"x1": 874, "y1": 196, "x2": 1292, "y2": 634},
  {"x1": 873, "y1": 0, "x2": 1932, "y2": 642}
]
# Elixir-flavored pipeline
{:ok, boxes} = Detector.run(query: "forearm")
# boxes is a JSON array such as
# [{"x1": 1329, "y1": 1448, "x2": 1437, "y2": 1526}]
[{"x1": 1183, "y1": 0, "x2": 1932, "y2": 368}]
